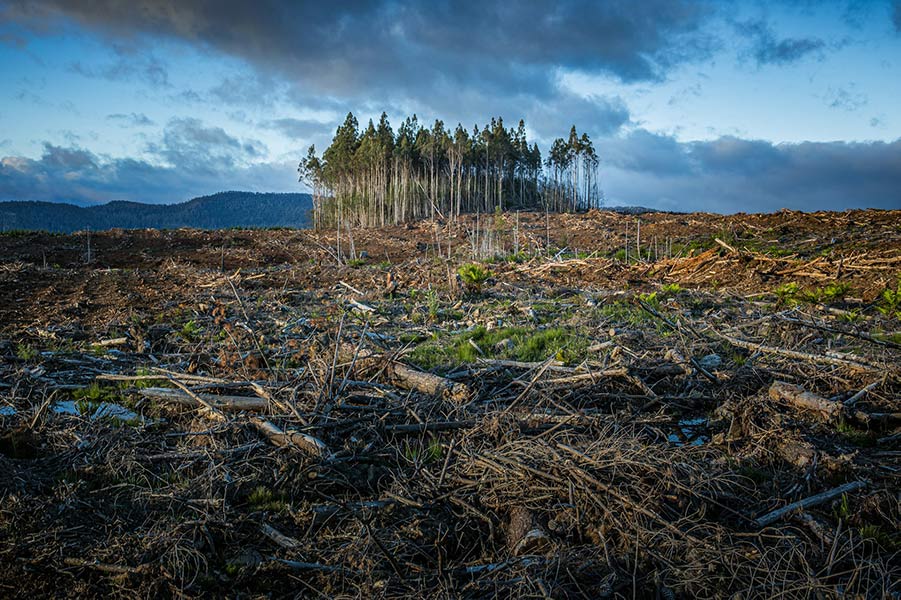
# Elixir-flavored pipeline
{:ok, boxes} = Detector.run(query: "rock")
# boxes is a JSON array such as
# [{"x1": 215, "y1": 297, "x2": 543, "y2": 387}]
[
  {"x1": 494, "y1": 338, "x2": 515, "y2": 352},
  {"x1": 698, "y1": 353, "x2": 722, "y2": 370}
]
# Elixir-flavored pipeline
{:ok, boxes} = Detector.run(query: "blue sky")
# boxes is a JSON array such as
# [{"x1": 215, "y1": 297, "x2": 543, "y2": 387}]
[{"x1": 0, "y1": 0, "x2": 899, "y2": 212}]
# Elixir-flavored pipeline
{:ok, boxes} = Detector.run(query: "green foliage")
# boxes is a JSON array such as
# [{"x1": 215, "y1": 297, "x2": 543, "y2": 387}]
[
  {"x1": 835, "y1": 420, "x2": 875, "y2": 447},
  {"x1": 600, "y1": 300, "x2": 654, "y2": 328},
  {"x1": 638, "y1": 291, "x2": 661, "y2": 310},
  {"x1": 774, "y1": 282, "x2": 801, "y2": 306},
  {"x1": 872, "y1": 331, "x2": 901, "y2": 345},
  {"x1": 247, "y1": 486, "x2": 288, "y2": 512},
  {"x1": 15, "y1": 343, "x2": 38, "y2": 361},
  {"x1": 346, "y1": 258, "x2": 367, "y2": 268},
  {"x1": 402, "y1": 438, "x2": 443, "y2": 464},
  {"x1": 503, "y1": 251, "x2": 529, "y2": 264},
  {"x1": 427, "y1": 437, "x2": 443, "y2": 462},
  {"x1": 179, "y1": 319, "x2": 202, "y2": 342},
  {"x1": 838, "y1": 309, "x2": 863, "y2": 324},
  {"x1": 822, "y1": 281, "x2": 851, "y2": 302},
  {"x1": 877, "y1": 278, "x2": 901, "y2": 319},
  {"x1": 73, "y1": 383, "x2": 107, "y2": 415},
  {"x1": 798, "y1": 281, "x2": 851, "y2": 305},
  {"x1": 425, "y1": 289, "x2": 440, "y2": 321},
  {"x1": 859, "y1": 525, "x2": 899, "y2": 550},
  {"x1": 409, "y1": 325, "x2": 588, "y2": 370},
  {"x1": 834, "y1": 493, "x2": 853, "y2": 521},
  {"x1": 661, "y1": 283, "x2": 682, "y2": 296},
  {"x1": 457, "y1": 263, "x2": 491, "y2": 294}
]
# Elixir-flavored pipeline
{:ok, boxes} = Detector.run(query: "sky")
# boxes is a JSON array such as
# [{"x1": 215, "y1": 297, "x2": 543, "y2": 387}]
[{"x1": 0, "y1": 0, "x2": 899, "y2": 213}]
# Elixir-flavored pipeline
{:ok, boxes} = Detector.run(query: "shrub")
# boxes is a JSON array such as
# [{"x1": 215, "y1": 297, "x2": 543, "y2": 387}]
[
  {"x1": 878, "y1": 278, "x2": 901, "y2": 319},
  {"x1": 774, "y1": 282, "x2": 800, "y2": 306},
  {"x1": 457, "y1": 263, "x2": 491, "y2": 294}
]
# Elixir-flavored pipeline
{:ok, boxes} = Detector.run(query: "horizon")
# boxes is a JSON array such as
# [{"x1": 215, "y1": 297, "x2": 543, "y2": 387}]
[{"x1": 1, "y1": 1, "x2": 900, "y2": 213}]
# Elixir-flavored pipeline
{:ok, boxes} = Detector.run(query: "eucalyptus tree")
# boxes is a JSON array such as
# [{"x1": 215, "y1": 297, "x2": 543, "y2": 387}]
[{"x1": 300, "y1": 113, "x2": 598, "y2": 229}]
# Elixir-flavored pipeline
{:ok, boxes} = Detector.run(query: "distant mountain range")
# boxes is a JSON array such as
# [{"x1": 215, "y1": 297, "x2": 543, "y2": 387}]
[{"x1": 0, "y1": 191, "x2": 313, "y2": 232}]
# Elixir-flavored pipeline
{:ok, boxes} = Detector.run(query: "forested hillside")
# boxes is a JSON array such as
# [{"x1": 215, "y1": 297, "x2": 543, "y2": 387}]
[
  {"x1": 0, "y1": 192, "x2": 312, "y2": 233},
  {"x1": 299, "y1": 113, "x2": 601, "y2": 228}
]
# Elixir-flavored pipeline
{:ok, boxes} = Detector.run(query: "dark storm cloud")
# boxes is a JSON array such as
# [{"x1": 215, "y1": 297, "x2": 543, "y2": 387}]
[
  {"x1": 601, "y1": 131, "x2": 901, "y2": 212},
  {"x1": 0, "y1": 142, "x2": 294, "y2": 205},
  {"x1": 0, "y1": 117, "x2": 276, "y2": 205},
  {"x1": 2, "y1": 0, "x2": 715, "y2": 99},
  {"x1": 106, "y1": 112, "x2": 155, "y2": 127},
  {"x1": 146, "y1": 117, "x2": 268, "y2": 173},
  {"x1": 734, "y1": 19, "x2": 826, "y2": 66}
]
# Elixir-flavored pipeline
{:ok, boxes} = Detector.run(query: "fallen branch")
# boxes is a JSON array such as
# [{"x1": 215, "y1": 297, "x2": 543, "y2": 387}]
[
  {"x1": 260, "y1": 523, "x2": 301, "y2": 549},
  {"x1": 63, "y1": 557, "x2": 144, "y2": 575},
  {"x1": 715, "y1": 332, "x2": 886, "y2": 373},
  {"x1": 754, "y1": 481, "x2": 867, "y2": 527}
]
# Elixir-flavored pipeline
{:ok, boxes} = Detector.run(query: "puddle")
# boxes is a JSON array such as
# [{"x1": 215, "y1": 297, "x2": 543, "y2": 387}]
[
  {"x1": 52, "y1": 400, "x2": 141, "y2": 423},
  {"x1": 52, "y1": 400, "x2": 80, "y2": 415},
  {"x1": 668, "y1": 417, "x2": 710, "y2": 446}
]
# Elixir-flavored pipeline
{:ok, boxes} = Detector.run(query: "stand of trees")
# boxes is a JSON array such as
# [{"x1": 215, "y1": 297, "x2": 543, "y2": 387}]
[{"x1": 298, "y1": 113, "x2": 601, "y2": 229}]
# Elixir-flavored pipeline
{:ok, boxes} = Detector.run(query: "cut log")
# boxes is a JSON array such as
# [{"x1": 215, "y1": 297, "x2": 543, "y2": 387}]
[
  {"x1": 507, "y1": 506, "x2": 551, "y2": 556},
  {"x1": 767, "y1": 381, "x2": 882, "y2": 426},
  {"x1": 251, "y1": 417, "x2": 329, "y2": 458},
  {"x1": 769, "y1": 381, "x2": 844, "y2": 422},
  {"x1": 775, "y1": 436, "x2": 817, "y2": 469},
  {"x1": 139, "y1": 387, "x2": 268, "y2": 411},
  {"x1": 390, "y1": 363, "x2": 470, "y2": 403}
]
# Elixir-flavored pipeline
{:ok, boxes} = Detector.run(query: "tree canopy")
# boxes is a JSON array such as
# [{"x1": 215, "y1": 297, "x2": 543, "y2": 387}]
[{"x1": 299, "y1": 113, "x2": 600, "y2": 228}]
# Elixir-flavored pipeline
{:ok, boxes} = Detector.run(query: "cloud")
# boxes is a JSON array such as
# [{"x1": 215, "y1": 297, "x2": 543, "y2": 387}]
[
  {"x1": 825, "y1": 86, "x2": 868, "y2": 111},
  {"x1": 600, "y1": 130, "x2": 901, "y2": 212},
  {"x1": 735, "y1": 19, "x2": 826, "y2": 66},
  {"x1": 0, "y1": 142, "x2": 296, "y2": 205},
  {"x1": 4, "y1": 0, "x2": 715, "y2": 101},
  {"x1": 526, "y1": 93, "x2": 631, "y2": 141},
  {"x1": 69, "y1": 54, "x2": 170, "y2": 87},
  {"x1": 261, "y1": 118, "x2": 334, "y2": 141},
  {"x1": 208, "y1": 73, "x2": 282, "y2": 108},
  {"x1": 106, "y1": 112, "x2": 155, "y2": 127},
  {"x1": 146, "y1": 117, "x2": 268, "y2": 173},
  {"x1": 0, "y1": 117, "x2": 281, "y2": 204},
  {"x1": 4, "y1": 129, "x2": 898, "y2": 213}
]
